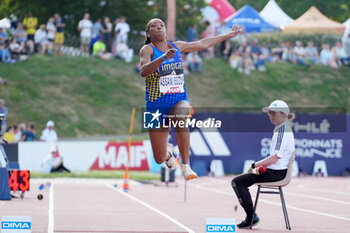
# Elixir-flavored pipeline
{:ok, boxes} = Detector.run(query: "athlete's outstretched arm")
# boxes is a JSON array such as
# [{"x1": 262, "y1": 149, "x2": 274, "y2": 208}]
[
  {"x1": 174, "y1": 24, "x2": 242, "y2": 53},
  {"x1": 139, "y1": 45, "x2": 176, "y2": 77}
]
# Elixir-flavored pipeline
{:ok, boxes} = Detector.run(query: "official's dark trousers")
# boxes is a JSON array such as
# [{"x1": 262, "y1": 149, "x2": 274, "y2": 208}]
[{"x1": 231, "y1": 169, "x2": 287, "y2": 220}]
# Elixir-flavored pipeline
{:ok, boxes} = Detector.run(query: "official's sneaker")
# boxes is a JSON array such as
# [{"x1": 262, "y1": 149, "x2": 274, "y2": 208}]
[
  {"x1": 165, "y1": 143, "x2": 177, "y2": 170},
  {"x1": 237, "y1": 214, "x2": 260, "y2": 229},
  {"x1": 182, "y1": 164, "x2": 198, "y2": 180}
]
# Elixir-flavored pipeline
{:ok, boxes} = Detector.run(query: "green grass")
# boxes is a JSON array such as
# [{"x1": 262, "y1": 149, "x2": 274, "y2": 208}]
[
  {"x1": 0, "y1": 56, "x2": 349, "y2": 137},
  {"x1": 30, "y1": 171, "x2": 159, "y2": 181}
]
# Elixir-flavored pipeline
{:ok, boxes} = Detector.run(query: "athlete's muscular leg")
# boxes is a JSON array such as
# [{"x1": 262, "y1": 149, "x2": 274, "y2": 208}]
[
  {"x1": 169, "y1": 100, "x2": 191, "y2": 164},
  {"x1": 149, "y1": 127, "x2": 170, "y2": 164}
]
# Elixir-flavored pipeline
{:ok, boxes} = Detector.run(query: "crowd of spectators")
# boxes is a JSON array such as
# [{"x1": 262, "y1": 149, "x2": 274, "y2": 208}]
[
  {"x1": 0, "y1": 11, "x2": 133, "y2": 63},
  {"x1": 182, "y1": 21, "x2": 350, "y2": 76},
  {"x1": 182, "y1": 21, "x2": 350, "y2": 75},
  {"x1": 227, "y1": 38, "x2": 349, "y2": 74},
  {"x1": 0, "y1": 11, "x2": 65, "y2": 63},
  {"x1": 78, "y1": 14, "x2": 133, "y2": 62},
  {"x1": 0, "y1": 98, "x2": 58, "y2": 145}
]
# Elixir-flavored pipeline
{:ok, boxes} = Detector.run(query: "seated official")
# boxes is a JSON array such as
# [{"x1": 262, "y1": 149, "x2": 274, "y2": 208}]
[
  {"x1": 41, "y1": 146, "x2": 70, "y2": 173},
  {"x1": 231, "y1": 100, "x2": 295, "y2": 228}
]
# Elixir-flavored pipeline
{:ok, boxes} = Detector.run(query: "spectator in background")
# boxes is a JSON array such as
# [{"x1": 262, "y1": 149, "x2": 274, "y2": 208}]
[
  {"x1": 285, "y1": 42, "x2": 307, "y2": 67},
  {"x1": 261, "y1": 43, "x2": 271, "y2": 62},
  {"x1": 305, "y1": 41, "x2": 319, "y2": 64},
  {"x1": 237, "y1": 40, "x2": 253, "y2": 74},
  {"x1": 14, "y1": 23, "x2": 34, "y2": 54},
  {"x1": 201, "y1": 21, "x2": 215, "y2": 58},
  {"x1": 23, "y1": 11, "x2": 38, "y2": 48},
  {"x1": 320, "y1": 44, "x2": 338, "y2": 69},
  {"x1": 116, "y1": 39, "x2": 133, "y2": 63},
  {"x1": 9, "y1": 13, "x2": 19, "y2": 30},
  {"x1": 54, "y1": 13, "x2": 65, "y2": 55},
  {"x1": 46, "y1": 17, "x2": 56, "y2": 56},
  {"x1": 293, "y1": 41, "x2": 308, "y2": 67},
  {"x1": 41, "y1": 146, "x2": 70, "y2": 173},
  {"x1": 187, "y1": 24, "x2": 198, "y2": 42},
  {"x1": 9, "y1": 38, "x2": 27, "y2": 61},
  {"x1": 332, "y1": 42, "x2": 350, "y2": 66},
  {"x1": 101, "y1": 17, "x2": 112, "y2": 52},
  {"x1": 40, "y1": 120, "x2": 58, "y2": 142},
  {"x1": 0, "y1": 99, "x2": 8, "y2": 135},
  {"x1": 115, "y1": 16, "x2": 130, "y2": 45},
  {"x1": 0, "y1": 28, "x2": 15, "y2": 63},
  {"x1": 15, "y1": 123, "x2": 26, "y2": 142},
  {"x1": 271, "y1": 41, "x2": 287, "y2": 61},
  {"x1": 22, "y1": 123, "x2": 36, "y2": 141},
  {"x1": 34, "y1": 24, "x2": 48, "y2": 55},
  {"x1": 187, "y1": 51, "x2": 202, "y2": 73},
  {"x1": 112, "y1": 18, "x2": 121, "y2": 56},
  {"x1": 217, "y1": 21, "x2": 231, "y2": 59},
  {"x1": 91, "y1": 18, "x2": 102, "y2": 49},
  {"x1": 228, "y1": 50, "x2": 241, "y2": 70},
  {"x1": 250, "y1": 38, "x2": 266, "y2": 72},
  {"x1": 3, "y1": 125, "x2": 15, "y2": 143},
  {"x1": 78, "y1": 13, "x2": 93, "y2": 54},
  {"x1": 93, "y1": 35, "x2": 112, "y2": 61}
]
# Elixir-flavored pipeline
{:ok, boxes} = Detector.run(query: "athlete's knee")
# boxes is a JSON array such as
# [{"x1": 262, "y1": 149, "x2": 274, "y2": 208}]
[{"x1": 154, "y1": 155, "x2": 166, "y2": 164}]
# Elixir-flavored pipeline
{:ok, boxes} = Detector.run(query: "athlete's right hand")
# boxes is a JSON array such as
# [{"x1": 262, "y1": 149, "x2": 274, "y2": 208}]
[{"x1": 163, "y1": 48, "x2": 177, "y2": 60}]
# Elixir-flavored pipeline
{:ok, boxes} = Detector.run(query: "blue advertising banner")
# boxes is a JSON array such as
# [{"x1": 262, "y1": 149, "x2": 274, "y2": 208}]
[{"x1": 170, "y1": 112, "x2": 349, "y2": 176}]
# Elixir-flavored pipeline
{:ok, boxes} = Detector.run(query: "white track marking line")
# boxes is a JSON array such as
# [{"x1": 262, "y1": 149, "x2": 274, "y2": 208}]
[
  {"x1": 285, "y1": 192, "x2": 350, "y2": 205},
  {"x1": 261, "y1": 199, "x2": 350, "y2": 221},
  {"x1": 297, "y1": 185, "x2": 350, "y2": 196},
  {"x1": 48, "y1": 183, "x2": 54, "y2": 233},
  {"x1": 190, "y1": 183, "x2": 350, "y2": 222},
  {"x1": 194, "y1": 181, "x2": 350, "y2": 204},
  {"x1": 0, "y1": 201, "x2": 5, "y2": 206},
  {"x1": 105, "y1": 184, "x2": 195, "y2": 233}
]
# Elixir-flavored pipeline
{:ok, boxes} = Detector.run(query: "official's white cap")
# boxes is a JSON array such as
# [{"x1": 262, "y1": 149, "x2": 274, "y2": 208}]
[
  {"x1": 47, "y1": 120, "x2": 54, "y2": 127},
  {"x1": 262, "y1": 100, "x2": 290, "y2": 116}
]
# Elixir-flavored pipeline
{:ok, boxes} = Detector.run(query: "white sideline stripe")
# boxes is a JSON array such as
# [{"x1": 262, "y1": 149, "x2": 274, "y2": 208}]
[
  {"x1": 297, "y1": 185, "x2": 350, "y2": 195},
  {"x1": 261, "y1": 199, "x2": 350, "y2": 221},
  {"x1": 0, "y1": 201, "x2": 6, "y2": 206},
  {"x1": 48, "y1": 183, "x2": 54, "y2": 233},
  {"x1": 106, "y1": 184, "x2": 195, "y2": 233},
  {"x1": 190, "y1": 183, "x2": 350, "y2": 222},
  {"x1": 285, "y1": 192, "x2": 350, "y2": 205},
  {"x1": 196, "y1": 181, "x2": 350, "y2": 205}
]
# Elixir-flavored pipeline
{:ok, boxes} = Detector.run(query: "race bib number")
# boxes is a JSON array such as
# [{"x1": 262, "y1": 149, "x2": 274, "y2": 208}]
[{"x1": 159, "y1": 71, "x2": 185, "y2": 94}]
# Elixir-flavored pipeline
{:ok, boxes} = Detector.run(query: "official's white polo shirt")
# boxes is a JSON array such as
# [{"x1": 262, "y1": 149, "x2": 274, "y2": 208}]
[{"x1": 267, "y1": 121, "x2": 295, "y2": 170}]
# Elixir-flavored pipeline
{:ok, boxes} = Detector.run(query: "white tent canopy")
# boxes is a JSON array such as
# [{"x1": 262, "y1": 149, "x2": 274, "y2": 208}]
[{"x1": 260, "y1": 0, "x2": 293, "y2": 29}]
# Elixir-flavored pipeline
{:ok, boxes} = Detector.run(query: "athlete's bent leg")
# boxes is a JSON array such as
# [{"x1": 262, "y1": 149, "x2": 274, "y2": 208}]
[{"x1": 149, "y1": 127, "x2": 170, "y2": 164}]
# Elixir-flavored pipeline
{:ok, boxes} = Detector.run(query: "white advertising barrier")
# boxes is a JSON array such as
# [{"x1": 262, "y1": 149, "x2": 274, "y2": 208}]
[{"x1": 18, "y1": 140, "x2": 154, "y2": 172}]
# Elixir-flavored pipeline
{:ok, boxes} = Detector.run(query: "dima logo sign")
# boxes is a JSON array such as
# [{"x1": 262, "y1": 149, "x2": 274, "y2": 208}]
[
  {"x1": 1, "y1": 222, "x2": 31, "y2": 229},
  {"x1": 1, "y1": 216, "x2": 31, "y2": 233},
  {"x1": 206, "y1": 218, "x2": 235, "y2": 233},
  {"x1": 206, "y1": 225, "x2": 235, "y2": 232}
]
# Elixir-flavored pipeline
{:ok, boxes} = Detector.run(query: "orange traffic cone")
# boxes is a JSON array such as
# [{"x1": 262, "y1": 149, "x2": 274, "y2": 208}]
[{"x1": 123, "y1": 171, "x2": 130, "y2": 192}]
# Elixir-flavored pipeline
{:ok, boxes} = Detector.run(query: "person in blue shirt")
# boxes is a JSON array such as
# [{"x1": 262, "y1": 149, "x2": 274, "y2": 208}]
[
  {"x1": 139, "y1": 18, "x2": 242, "y2": 180},
  {"x1": 186, "y1": 24, "x2": 198, "y2": 42}
]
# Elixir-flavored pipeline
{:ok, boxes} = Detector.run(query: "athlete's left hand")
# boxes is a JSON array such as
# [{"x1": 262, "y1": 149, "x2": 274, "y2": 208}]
[{"x1": 228, "y1": 24, "x2": 243, "y2": 37}]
